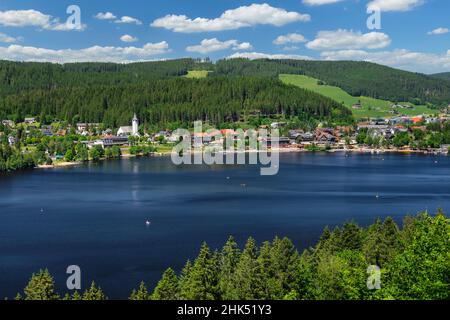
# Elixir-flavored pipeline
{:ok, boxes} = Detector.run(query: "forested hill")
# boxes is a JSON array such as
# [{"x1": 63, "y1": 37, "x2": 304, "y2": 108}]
[
  {"x1": 0, "y1": 59, "x2": 212, "y2": 96},
  {"x1": 2, "y1": 58, "x2": 449, "y2": 107},
  {"x1": 214, "y1": 59, "x2": 450, "y2": 106},
  {"x1": 432, "y1": 72, "x2": 450, "y2": 81},
  {"x1": 0, "y1": 77, "x2": 351, "y2": 128}
]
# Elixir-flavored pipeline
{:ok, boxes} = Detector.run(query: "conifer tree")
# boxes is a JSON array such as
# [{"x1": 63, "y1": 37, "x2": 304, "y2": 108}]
[
  {"x1": 130, "y1": 281, "x2": 151, "y2": 300},
  {"x1": 179, "y1": 243, "x2": 218, "y2": 300},
  {"x1": 23, "y1": 269, "x2": 59, "y2": 300},
  {"x1": 256, "y1": 241, "x2": 278, "y2": 299},
  {"x1": 178, "y1": 260, "x2": 192, "y2": 299},
  {"x1": 270, "y1": 237, "x2": 300, "y2": 298},
  {"x1": 232, "y1": 238, "x2": 263, "y2": 300},
  {"x1": 340, "y1": 222, "x2": 362, "y2": 251},
  {"x1": 152, "y1": 269, "x2": 179, "y2": 300},
  {"x1": 218, "y1": 236, "x2": 241, "y2": 299},
  {"x1": 82, "y1": 282, "x2": 107, "y2": 300}
]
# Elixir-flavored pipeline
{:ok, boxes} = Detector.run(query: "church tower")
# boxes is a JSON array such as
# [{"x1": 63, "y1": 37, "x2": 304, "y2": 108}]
[{"x1": 132, "y1": 113, "x2": 139, "y2": 136}]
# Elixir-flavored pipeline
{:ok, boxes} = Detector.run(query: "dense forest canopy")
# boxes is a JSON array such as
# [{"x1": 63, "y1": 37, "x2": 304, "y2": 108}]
[
  {"x1": 214, "y1": 59, "x2": 450, "y2": 106},
  {"x1": 432, "y1": 72, "x2": 450, "y2": 81},
  {"x1": 1, "y1": 58, "x2": 449, "y2": 127},
  {"x1": 0, "y1": 59, "x2": 212, "y2": 96},
  {"x1": 0, "y1": 76, "x2": 351, "y2": 128}
]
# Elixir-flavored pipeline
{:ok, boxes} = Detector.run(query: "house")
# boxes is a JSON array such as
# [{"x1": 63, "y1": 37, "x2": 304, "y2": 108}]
[
  {"x1": 102, "y1": 129, "x2": 113, "y2": 136},
  {"x1": 191, "y1": 132, "x2": 214, "y2": 146},
  {"x1": 117, "y1": 126, "x2": 133, "y2": 136},
  {"x1": 41, "y1": 126, "x2": 53, "y2": 136},
  {"x1": 409, "y1": 126, "x2": 426, "y2": 133},
  {"x1": 394, "y1": 125, "x2": 408, "y2": 133},
  {"x1": 264, "y1": 137, "x2": 291, "y2": 148},
  {"x1": 101, "y1": 136, "x2": 129, "y2": 148},
  {"x1": 288, "y1": 130, "x2": 302, "y2": 138},
  {"x1": 57, "y1": 129, "x2": 67, "y2": 136},
  {"x1": 77, "y1": 123, "x2": 87, "y2": 132},
  {"x1": 388, "y1": 117, "x2": 413, "y2": 125},
  {"x1": 296, "y1": 132, "x2": 314, "y2": 143},
  {"x1": 315, "y1": 129, "x2": 337, "y2": 143},
  {"x1": 425, "y1": 117, "x2": 440, "y2": 124},
  {"x1": 76, "y1": 123, "x2": 101, "y2": 133},
  {"x1": 352, "y1": 103, "x2": 362, "y2": 109},
  {"x1": 288, "y1": 130, "x2": 302, "y2": 143},
  {"x1": 2, "y1": 120, "x2": 14, "y2": 127},
  {"x1": 440, "y1": 145, "x2": 450, "y2": 154},
  {"x1": 316, "y1": 132, "x2": 337, "y2": 143},
  {"x1": 411, "y1": 116, "x2": 424, "y2": 124},
  {"x1": 336, "y1": 126, "x2": 354, "y2": 135},
  {"x1": 24, "y1": 117, "x2": 36, "y2": 124},
  {"x1": 8, "y1": 136, "x2": 17, "y2": 146},
  {"x1": 271, "y1": 122, "x2": 287, "y2": 129}
]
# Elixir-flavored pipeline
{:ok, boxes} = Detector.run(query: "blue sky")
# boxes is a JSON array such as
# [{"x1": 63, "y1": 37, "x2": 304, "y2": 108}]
[{"x1": 0, "y1": 0, "x2": 449, "y2": 73}]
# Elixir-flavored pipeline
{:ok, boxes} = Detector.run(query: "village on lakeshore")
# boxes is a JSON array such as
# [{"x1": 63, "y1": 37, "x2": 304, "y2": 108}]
[{"x1": 2, "y1": 104, "x2": 450, "y2": 170}]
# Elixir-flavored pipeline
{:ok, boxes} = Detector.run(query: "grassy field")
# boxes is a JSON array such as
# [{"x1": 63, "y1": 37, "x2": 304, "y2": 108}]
[
  {"x1": 280, "y1": 74, "x2": 437, "y2": 119},
  {"x1": 185, "y1": 70, "x2": 211, "y2": 79}
]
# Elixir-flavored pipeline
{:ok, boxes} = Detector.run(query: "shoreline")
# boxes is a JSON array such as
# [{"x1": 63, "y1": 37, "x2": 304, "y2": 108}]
[{"x1": 35, "y1": 147, "x2": 448, "y2": 170}]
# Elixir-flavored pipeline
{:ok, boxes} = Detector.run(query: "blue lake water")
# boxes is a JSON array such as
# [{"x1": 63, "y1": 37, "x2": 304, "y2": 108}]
[{"x1": 1, "y1": 152, "x2": 450, "y2": 298}]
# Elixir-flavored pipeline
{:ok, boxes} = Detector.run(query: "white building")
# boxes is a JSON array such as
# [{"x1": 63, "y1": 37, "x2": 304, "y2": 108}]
[
  {"x1": 8, "y1": 136, "x2": 16, "y2": 146},
  {"x1": 2, "y1": 120, "x2": 14, "y2": 127},
  {"x1": 117, "y1": 114, "x2": 140, "y2": 137}
]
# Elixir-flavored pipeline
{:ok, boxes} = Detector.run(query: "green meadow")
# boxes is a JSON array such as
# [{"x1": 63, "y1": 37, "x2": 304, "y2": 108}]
[
  {"x1": 280, "y1": 74, "x2": 437, "y2": 119},
  {"x1": 185, "y1": 70, "x2": 211, "y2": 79}
]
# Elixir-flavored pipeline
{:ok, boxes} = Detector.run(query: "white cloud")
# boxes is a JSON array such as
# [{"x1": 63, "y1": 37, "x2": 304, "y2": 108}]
[
  {"x1": 96, "y1": 12, "x2": 142, "y2": 25},
  {"x1": 367, "y1": 0, "x2": 424, "y2": 12},
  {"x1": 428, "y1": 27, "x2": 449, "y2": 35},
  {"x1": 95, "y1": 12, "x2": 117, "y2": 20},
  {"x1": 0, "y1": 32, "x2": 20, "y2": 43},
  {"x1": 151, "y1": 3, "x2": 310, "y2": 33},
  {"x1": 0, "y1": 42, "x2": 171, "y2": 64},
  {"x1": 274, "y1": 33, "x2": 307, "y2": 45},
  {"x1": 186, "y1": 38, "x2": 252, "y2": 54},
  {"x1": 120, "y1": 34, "x2": 138, "y2": 43},
  {"x1": 0, "y1": 9, "x2": 85, "y2": 31},
  {"x1": 303, "y1": 0, "x2": 346, "y2": 5},
  {"x1": 306, "y1": 29, "x2": 391, "y2": 50},
  {"x1": 115, "y1": 16, "x2": 142, "y2": 25},
  {"x1": 320, "y1": 49, "x2": 450, "y2": 74},
  {"x1": 228, "y1": 52, "x2": 313, "y2": 61},
  {"x1": 0, "y1": 9, "x2": 51, "y2": 27}
]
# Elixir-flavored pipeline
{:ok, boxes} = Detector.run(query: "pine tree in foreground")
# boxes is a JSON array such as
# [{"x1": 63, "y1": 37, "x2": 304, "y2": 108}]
[
  {"x1": 23, "y1": 269, "x2": 59, "y2": 300},
  {"x1": 151, "y1": 269, "x2": 179, "y2": 300},
  {"x1": 82, "y1": 282, "x2": 107, "y2": 300},
  {"x1": 130, "y1": 281, "x2": 151, "y2": 300}
]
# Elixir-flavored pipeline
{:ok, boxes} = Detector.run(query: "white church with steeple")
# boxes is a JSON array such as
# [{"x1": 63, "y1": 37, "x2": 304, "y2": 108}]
[{"x1": 117, "y1": 113, "x2": 140, "y2": 137}]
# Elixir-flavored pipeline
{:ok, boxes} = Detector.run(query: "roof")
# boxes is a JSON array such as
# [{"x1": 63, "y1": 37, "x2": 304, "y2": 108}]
[{"x1": 118, "y1": 126, "x2": 133, "y2": 133}]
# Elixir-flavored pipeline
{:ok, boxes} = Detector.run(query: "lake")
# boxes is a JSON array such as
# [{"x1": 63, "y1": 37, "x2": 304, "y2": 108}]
[{"x1": 1, "y1": 152, "x2": 449, "y2": 298}]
